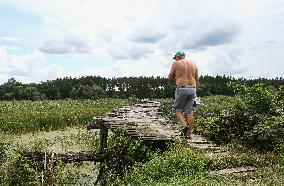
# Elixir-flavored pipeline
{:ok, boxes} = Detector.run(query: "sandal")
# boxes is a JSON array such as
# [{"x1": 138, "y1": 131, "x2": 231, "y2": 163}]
[{"x1": 181, "y1": 126, "x2": 190, "y2": 138}]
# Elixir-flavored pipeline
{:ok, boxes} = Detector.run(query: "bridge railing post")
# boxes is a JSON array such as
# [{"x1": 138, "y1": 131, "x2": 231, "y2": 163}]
[{"x1": 100, "y1": 124, "x2": 108, "y2": 151}]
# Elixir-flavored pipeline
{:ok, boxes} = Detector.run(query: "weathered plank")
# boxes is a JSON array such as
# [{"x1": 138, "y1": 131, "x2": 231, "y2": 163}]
[
  {"x1": 22, "y1": 151, "x2": 108, "y2": 163},
  {"x1": 87, "y1": 99, "x2": 181, "y2": 141},
  {"x1": 211, "y1": 166, "x2": 257, "y2": 176}
]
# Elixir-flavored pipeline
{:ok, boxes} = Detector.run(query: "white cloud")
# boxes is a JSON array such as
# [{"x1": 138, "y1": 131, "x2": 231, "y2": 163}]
[
  {"x1": 190, "y1": 46, "x2": 246, "y2": 76},
  {"x1": 38, "y1": 34, "x2": 91, "y2": 54},
  {"x1": 1, "y1": 0, "x2": 284, "y2": 81},
  {"x1": 107, "y1": 41, "x2": 154, "y2": 60},
  {"x1": 0, "y1": 46, "x2": 65, "y2": 84},
  {"x1": 128, "y1": 26, "x2": 168, "y2": 44},
  {"x1": 0, "y1": 36, "x2": 21, "y2": 42},
  {"x1": 82, "y1": 49, "x2": 171, "y2": 78}
]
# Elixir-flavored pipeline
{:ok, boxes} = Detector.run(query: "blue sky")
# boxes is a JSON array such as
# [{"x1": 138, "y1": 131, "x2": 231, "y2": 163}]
[{"x1": 0, "y1": 0, "x2": 284, "y2": 84}]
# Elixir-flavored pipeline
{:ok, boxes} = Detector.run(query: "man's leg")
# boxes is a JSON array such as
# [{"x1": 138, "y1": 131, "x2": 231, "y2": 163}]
[
  {"x1": 176, "y1": 112, "x2": 187, "y2": 128},
  {"x1": 184, "y1": 113, "x2": 194, "y2": 138}
]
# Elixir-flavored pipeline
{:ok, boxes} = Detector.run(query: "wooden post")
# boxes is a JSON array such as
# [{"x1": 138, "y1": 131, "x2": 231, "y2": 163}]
[
  {"x1": 86, "y1": 118, "x2": 109, "y2": 185},
  {"x1": 87, "y1": 118, "x2": 109, "y2": 151},
  {"x1": 95, "y1": 120, "x2": 108, "y2": 185},
  {"x1": 99, "y1": 123, "x2": 108, "y2": 151}
]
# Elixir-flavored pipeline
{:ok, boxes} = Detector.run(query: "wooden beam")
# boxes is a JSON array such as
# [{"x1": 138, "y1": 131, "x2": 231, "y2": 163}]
[
  {"x1": 87, "y1": 120, "x2": 107, "y2": 130},
  {"x1": 100, "y1": 127, "x2": 108, "y2": 151},
  {"x1": 22, "y1": 151, "x2": 108, "y2": 163}
]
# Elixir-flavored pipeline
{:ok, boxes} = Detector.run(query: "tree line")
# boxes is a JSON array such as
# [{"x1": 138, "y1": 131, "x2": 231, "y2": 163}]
[{"x1": 0, "y1": 75, "x2": 283, "y2": 100}]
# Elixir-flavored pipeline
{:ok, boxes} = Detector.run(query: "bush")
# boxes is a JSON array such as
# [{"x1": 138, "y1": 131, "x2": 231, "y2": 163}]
[
  {"x1": 0, "y1": 142, "x2": 8, "y2": 184},
  {"x1": 105, "y1": 131, "x2": 154, "y2": 182},
  {"x1": 116, "y1": 146, "x2": 206, "y2": 185},
  {"x1": 194, "y1": 84, "x2": 284, "y2": 152},
  {"x1": 244, "y1": 115, "x2": 284, "y2": 152},
  {"x1": 194, "y1": 95, "x2": 236, "y2": 143},
  {"x1": 5, "y1": 157, "x2": 39, "y2": 186}
]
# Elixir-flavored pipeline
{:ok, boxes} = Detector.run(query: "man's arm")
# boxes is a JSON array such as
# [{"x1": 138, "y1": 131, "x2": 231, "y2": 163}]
[
  {"x1": 168, "y1": 62, "x2": 176, "y2": 80},
  {"x1": 195, "y1": 68, "x2": 199, "y2": 89}
]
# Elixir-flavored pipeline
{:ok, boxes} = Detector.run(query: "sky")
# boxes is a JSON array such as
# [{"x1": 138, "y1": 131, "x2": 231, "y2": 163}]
[{"x1": 0, "y1": 0, "x2": 284, "y2": 84}]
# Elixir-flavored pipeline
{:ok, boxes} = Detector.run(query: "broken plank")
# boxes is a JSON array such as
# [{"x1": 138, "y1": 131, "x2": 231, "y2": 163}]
[{"x1": 22, "y1": 151, "x2": 108, "y2": 163}]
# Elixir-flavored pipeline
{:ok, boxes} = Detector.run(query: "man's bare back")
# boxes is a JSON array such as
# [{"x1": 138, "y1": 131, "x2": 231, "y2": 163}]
[{"x1": 168, "y1": 58, "x2": 199, "y2": 88}]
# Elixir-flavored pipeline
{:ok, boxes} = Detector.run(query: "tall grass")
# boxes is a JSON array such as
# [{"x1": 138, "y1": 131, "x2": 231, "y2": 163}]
[{"x1": 0, "y1": 99, "x2": 127, "y2": 134}]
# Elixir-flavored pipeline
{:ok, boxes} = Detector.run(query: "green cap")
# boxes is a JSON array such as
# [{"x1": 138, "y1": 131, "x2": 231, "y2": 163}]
[{"x1": 172, "y1": 51, "x2": 185, "y2": 59}]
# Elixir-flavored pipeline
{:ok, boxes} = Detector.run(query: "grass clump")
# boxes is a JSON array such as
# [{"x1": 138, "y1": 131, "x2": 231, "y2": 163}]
[{"x1": 113, "y1": 145, "x2": 207, "y2": 185}]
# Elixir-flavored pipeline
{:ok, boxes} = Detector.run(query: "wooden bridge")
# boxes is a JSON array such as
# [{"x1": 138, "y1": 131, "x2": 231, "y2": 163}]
[
  {"x1": 22, "y1": 99, "x2": 217, "y2": 166},
  {"x1": 86, "y1": 99, "x2": 220, "y2": 150},
  {"x1": 22, "y1": 99, "x2": 256, "y2": 185},
  {"x1": 87, "y1": 99, "x2": 181, "y2": 146}
]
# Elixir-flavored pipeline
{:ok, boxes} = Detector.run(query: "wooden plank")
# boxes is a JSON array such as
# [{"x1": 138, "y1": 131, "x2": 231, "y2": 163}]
[
  {"x1": 100, "y1": 127, "x2": 108, "y2": 151},
  {"x1": 22, "y1": 151, "x2": 108, "y2": 163},
  {"x1": 87, "y1": 100, "x2": 183, "y2": 143},
  {"x1": 211, "y1": 166, "x2": 257, "y2": 175},
  {"x1": 87, "y1": 121, "x2": 107, "y2": 130}
]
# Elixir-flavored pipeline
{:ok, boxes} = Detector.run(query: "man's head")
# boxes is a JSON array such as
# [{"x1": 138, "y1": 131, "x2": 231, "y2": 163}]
[{"x1": 172, "y1": 51, "x2": 185, "y2": 60}]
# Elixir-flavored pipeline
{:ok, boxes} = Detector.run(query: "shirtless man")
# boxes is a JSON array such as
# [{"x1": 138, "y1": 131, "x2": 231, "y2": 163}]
[{"x1": 168, "y1": 51, "x2": 199, "y2": 139}]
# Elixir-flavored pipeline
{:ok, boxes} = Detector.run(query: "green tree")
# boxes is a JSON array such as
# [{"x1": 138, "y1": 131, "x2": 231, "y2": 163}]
[{"x1": 77, "y1": 85, "x2": 106, "y2": 100}]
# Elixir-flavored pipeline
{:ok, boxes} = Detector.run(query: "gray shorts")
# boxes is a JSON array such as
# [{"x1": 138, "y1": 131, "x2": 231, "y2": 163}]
[{"x1": 173, "y1": 87, "x2": 197, "y2": 114}]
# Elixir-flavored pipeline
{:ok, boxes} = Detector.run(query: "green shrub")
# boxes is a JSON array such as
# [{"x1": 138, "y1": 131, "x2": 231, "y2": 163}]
[
  {"x1": 0, "y1": 142, "x2": 8, "y2": 184},
  {"x1": 244, "y1": 115, "x2": 284, "y2": 152},
  {"x1": 5, "y1": 157, "x2": 39, "y2": 186},
  {"x1": 116, "y1": 146, "x2": 206, "y2": 185},
  {"x1": 105, "y1": 131, "x2": 154, "y2": 182},
  {"x1": 194, "y1": 84, "x2": 284, "y2": 152},
  {"x1": 194, "y1": 96, "x2": 236, "y2": 143}
]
